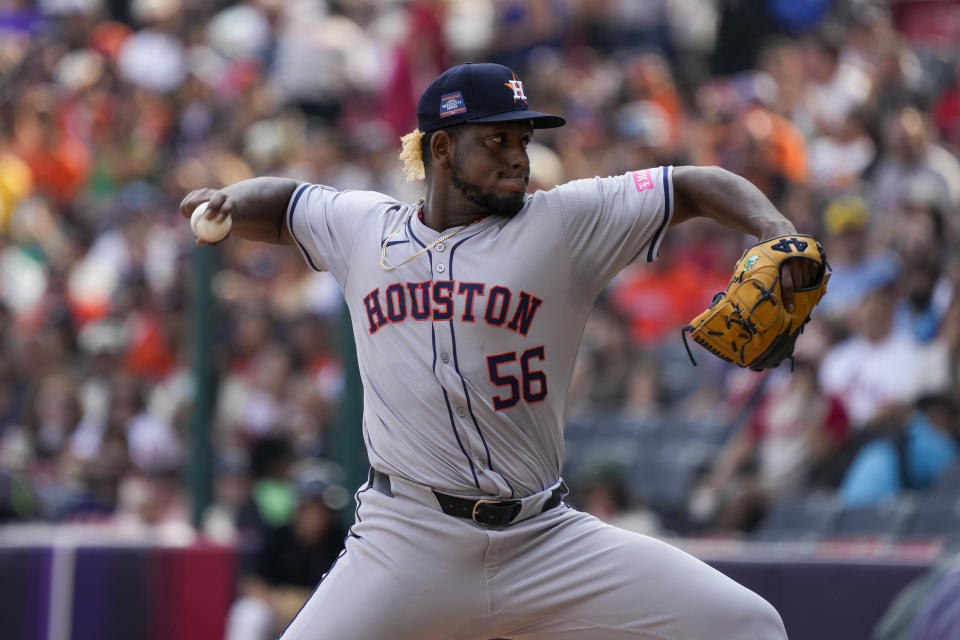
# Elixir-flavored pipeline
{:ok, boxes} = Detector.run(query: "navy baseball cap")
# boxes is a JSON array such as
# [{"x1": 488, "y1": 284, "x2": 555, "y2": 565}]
[{"x1": 417, "y1": 63, "x2": 566, "y2": 132}]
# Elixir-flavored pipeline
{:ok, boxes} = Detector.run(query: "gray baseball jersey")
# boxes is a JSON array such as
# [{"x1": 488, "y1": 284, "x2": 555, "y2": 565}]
[
  {"x1": 274, "y1": 165, "x2": 787, "y2": 640},
  {"x1": 287, "y1": 166, "x2": 673, "y2": 498}
]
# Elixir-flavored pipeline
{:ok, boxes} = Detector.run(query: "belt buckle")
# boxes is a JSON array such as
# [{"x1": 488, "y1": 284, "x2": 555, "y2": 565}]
[{"x1": 471, "y1": 499, "x2": 513, "y2": 525}]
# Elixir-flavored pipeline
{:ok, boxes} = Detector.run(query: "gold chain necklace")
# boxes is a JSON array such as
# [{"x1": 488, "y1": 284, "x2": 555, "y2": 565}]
[{"x1": 379, "y1": 201, "x2": 481, "y2": 272}]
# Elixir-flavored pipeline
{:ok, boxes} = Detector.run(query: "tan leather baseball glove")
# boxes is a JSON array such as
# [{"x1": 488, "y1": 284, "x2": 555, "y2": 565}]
[{"x1": 683, "y1": 235, "x2": 830, "y2": 371}]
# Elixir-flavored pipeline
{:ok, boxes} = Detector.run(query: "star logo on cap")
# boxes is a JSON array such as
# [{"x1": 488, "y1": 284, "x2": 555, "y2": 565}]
[{"x1": 504, "y1": 73, "x2": 527, "y2": 103}]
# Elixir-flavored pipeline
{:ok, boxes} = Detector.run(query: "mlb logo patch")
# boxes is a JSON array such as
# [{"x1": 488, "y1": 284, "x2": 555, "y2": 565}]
[{"x1": 440, "y1": 92, "x2": 467, "y2": 118}]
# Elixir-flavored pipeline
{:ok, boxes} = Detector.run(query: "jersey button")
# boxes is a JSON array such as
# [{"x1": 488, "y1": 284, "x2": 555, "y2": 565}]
[
  {"x1": 456, "y1": 407, "x2": 466, "y2": 417},
  {"x1": 440, "y1": 353, "x2": 450, "y2": 363},
  {"x1": 435, "y1": 243, "x2": 445, "y2": 252},
  {"x1": 436, "y1": 263, "x2": 446, "y2": 273}
]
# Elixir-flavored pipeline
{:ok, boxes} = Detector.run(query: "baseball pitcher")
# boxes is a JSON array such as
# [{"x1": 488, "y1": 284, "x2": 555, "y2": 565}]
[{"x1": 182, "y1": 63, "x2": 827, "y2": 639}]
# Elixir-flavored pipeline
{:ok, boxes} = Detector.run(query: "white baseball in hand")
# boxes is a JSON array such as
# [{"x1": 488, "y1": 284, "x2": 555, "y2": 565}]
[{"x1": 190, "y1": 201, "x2": 232, "y2": 243}]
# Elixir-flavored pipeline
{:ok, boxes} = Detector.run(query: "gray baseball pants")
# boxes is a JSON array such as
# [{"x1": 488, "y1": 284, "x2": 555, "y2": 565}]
[{"x1": 279, "y1": 472, "x2": 787, "y2": 640}]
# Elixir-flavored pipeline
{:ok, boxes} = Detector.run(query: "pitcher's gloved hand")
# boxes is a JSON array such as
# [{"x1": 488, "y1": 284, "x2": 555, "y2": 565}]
[{"x1": 683, "y1": 235, "x2": 830, "y2": 371}]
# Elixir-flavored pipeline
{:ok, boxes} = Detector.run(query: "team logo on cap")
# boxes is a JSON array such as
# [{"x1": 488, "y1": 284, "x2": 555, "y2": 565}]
[
  {"x1": 504, "y1": 73, "x2": 527, "y2": 103},
  {"x1": 440, "y1": 91, "x2": 467, "y2": 118}
]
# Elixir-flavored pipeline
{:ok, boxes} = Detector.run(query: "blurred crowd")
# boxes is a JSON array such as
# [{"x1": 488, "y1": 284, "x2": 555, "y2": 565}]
[{"x1": 0, "y1": 0, "x2": 959, "y2": 579}]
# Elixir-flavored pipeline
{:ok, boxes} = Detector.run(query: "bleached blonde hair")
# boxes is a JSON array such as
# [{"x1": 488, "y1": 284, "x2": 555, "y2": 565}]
[{"x1": 399, "y1": 129, "x2": 426, "y2": 182}]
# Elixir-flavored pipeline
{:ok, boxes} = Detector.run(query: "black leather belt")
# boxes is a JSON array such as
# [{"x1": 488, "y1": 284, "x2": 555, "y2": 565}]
[{"x1": 370, "y1": 469, "x2": 567, "y2": 526}]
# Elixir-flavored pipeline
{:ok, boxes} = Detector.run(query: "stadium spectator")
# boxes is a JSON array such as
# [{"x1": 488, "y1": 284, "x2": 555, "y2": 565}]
[
  {"x1": 932, "y1": 57, "x2": 960, "y2": 150},
  {"x1": 869, "y1": 106, "x2": 960, "y2": 226},
  {"x1": 0, "y1": 0, "x2": 956, "y2": 555},
  {"x1": 691, "y1": 359, "x2": 848, "y2": 532},
  {"x1": 839, "y1": 394, "x2": 959, "y2": 508},
  {"x1": 575, "y1": 464, "x2": 662, "y2": 538},
  {"x1": 893, "y1": 254, "x2": 952, "y2": 344},
  {"x1": 807, "y1": 107, "x2": 876, "y2": 192},
  {"x1": 814, "y1": 194, "x2": 899, "y2": 322},
  {"x1": 216, "y1": 341, "x2": 299, "y2": 452},
  {"x1": 795, "y1": 31, "x2": 872, "y2": 138},
  {"x1": 224, "y1": 465, "x2": 347, "y2": 640},
  {"x1": 820, "y1": 285, "x2": 925, "y2": 431},
  {"x1": 235, "y1": 435, "x2": 297, "y2": 542}
]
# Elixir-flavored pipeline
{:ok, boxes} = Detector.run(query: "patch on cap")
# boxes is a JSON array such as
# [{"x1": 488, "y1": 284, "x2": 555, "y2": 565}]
[{"x1": 440, "y1": 91, "x2": 467, "y2": 118}]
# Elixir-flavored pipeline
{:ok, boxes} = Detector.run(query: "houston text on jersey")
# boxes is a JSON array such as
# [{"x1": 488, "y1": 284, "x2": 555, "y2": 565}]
[{"x1": 362, "y1": 281, "x2": 543, "y2": 336}]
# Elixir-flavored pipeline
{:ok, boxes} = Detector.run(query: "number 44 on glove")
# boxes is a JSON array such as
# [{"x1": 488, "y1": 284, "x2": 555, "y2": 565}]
[{"x1": 683, "y1": 235, "x2": 830, "y2": 371}]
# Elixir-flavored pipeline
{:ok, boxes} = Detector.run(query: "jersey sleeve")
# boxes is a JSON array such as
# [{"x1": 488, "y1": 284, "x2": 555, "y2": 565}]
[
  {"x1": 285, "y1": 183, "x2": 391, "y2": 280},
  {"x1": 545, "y1": 166, "x2": 675, "y2": 294}
]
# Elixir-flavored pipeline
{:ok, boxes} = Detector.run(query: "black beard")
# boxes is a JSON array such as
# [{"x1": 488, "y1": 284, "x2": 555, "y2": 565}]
[{"x1": 451, "y1": 160, "x2": 526, "y2": 218}]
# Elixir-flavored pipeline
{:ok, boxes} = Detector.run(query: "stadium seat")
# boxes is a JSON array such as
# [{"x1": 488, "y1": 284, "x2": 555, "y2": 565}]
[
  {"x1": 834, "y1": 498, "x2": 916, "y2": 539},
  {"x1": 903, "y1": 494, "x2": 960, "y2": 540},
  {"x1": 612, "y1": 414, "x2": 666, "y2": 440},
  {"x1": 929, "y1": 462, "x2": 960, "y2": 495},
  {"x1": 752, "y1": 492, "x2": 841, "y2": 542},
  {"x1": 674, "y1": 412, "x2": 738, "y2": 447},
  {"x1": 628, "y1": 441, "x2": 707, "y2": 513},
  {"x1": 564, "y1": 410, "x2": 666, "y2": 483}
]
